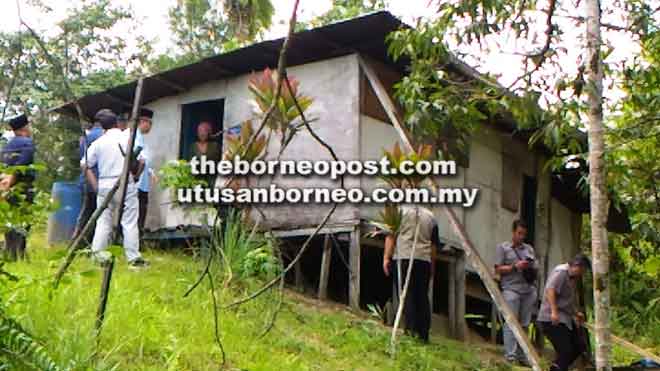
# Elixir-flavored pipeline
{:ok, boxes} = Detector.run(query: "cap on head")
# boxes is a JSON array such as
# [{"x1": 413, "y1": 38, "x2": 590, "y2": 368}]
[
  {"x1": 139, "y1": 108, "x2": 154, "y2": 120},
  {"x1": 570, "y1": 253, "x2": 592, "y2": 270},
  {"x1": 8, "y1": 114, "x2": 29, "y2": 130},
  {"x1": 94, "y1": 109, "x2": 118, "y2": 129}
]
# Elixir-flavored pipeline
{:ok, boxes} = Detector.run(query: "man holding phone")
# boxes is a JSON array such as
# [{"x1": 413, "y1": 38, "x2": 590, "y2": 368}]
[{"x1": 494, "y1": 219, "x2": 538, "y2": 365}]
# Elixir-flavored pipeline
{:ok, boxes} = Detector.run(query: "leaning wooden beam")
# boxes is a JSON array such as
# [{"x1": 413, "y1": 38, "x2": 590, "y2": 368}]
[
  {"x1": 584, "y1": 323, "x2": 660, "y2": 364},
  {"x1": 111, "y1": 78, "x2": 145, "y2": 234},
  {"x1": 94, "y1": 256, "x2": 115, "y2": 344},
  {"x1": 53, "y1": 181, "x2": 120, "y2": 288},
  {"x1": 318, "y1": 234, "x2": 332, "y2": 300},
  {"x1": 358, "y1": 56, "x2": 543, "y2": 371}
]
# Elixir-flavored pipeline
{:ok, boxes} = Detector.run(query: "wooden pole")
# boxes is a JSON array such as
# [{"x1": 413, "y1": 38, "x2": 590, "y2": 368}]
[
  {"x1": 448, "y1": 257, "x2": 457, "y2": 338},
  {"x1": 318, "y1": 234, "x2": 332, "y2": 300},
  {"x1": 349, "y1": 226, "x2": 361, "y2": 309},
  {"x1": 359, "y1": 56, "x2": 543, "y2": 370},
  {"x1": 455, "y1": 251, "x2": 467, "y2": 341},
  {"x1": 95, "y1": 256, "x2": 115, "y2": 342},
  {"x1": 294, "y1": 255, "x2": 304, "y2": 292},
  {"x1": 584, "y1": 323, "x2": 660, "y2": 365}
]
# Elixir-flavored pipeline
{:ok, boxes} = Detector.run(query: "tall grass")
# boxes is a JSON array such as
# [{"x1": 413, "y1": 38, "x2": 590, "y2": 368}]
[{"x1": 1, "y1": 228, "x2": 513, "y2": 370}]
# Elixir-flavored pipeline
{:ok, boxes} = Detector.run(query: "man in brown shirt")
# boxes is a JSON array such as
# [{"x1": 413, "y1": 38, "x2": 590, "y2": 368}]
[
  {"x1": 383, "y1": 205, "x2": 439, "y2": 342},
  {"x1": 538, "y1": 254, "x2": 591, "y2": 371}
]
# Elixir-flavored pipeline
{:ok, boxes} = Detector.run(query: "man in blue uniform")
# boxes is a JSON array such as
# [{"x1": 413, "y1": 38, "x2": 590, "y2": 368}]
[{"x1": 1, "y1": 114, "x2": 36, "y2": 261}]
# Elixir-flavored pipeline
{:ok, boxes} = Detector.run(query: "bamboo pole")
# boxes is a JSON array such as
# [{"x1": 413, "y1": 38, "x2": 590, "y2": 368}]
[
  {"x1": 584, "y1": 323, "x2": 660, "y2": 365},
  {"x1": 359, "y1": 56, "x2": 543, "y2": 371}
]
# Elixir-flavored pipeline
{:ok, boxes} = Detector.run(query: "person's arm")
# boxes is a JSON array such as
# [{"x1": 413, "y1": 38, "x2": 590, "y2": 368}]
[
  {"x1": 546, "y1": 288, "x2": 560, "y2": 325},
  {"x1": 383, "y1": 234, "x2": 395, "y2": 276},
  {"x1": 85, "y1": 167, "x2": 98, "y2": 192},
  {"x1": 494, "y1": 245, "x2": 515, "y2": 275},
  {"x1": 81, "y1": 141, "x2": 98, "y2": 191}
]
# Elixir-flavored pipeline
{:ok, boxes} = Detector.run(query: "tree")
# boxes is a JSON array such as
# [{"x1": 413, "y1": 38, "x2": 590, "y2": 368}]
[
  {"x1": 300, "y1": 0, "x2": 388, "y2": 29},
  {"x1": 584, "y1": 0, "x2": 611, "y2": 369},
  {"x1": 165, "y1": 0, "x2": 274, "y2": 66}
]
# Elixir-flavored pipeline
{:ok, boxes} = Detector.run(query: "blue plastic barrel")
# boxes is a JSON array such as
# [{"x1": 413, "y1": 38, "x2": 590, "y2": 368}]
[{"x1": 47, "y1": 182, "x2": 82, "y2": 245}]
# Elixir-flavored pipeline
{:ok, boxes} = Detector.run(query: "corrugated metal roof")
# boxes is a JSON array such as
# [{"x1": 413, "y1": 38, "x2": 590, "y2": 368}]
[{"x1": 54, "y1": 11, "x2": 409, "y2": 119}]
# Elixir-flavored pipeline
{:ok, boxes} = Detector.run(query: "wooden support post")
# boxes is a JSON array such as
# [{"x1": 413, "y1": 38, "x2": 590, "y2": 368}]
[
  {"x1": 448, "y1": 257, "x2": 457, "y2": 338},
  {"x1": 491, "y1": 302, "x2": 499, "y2": 344},
  {"x1": 294, "y1": 252, "x2": 304, "y2": 292},
  {"x1": 455, "y1": 251, "x2": 467, "y2": 341},
  {"x1": 359, "y1": 55, "x2": 543, "y2": 370},
  {"x1": 349, "y1": 226, "x2": 361, "y2": 309},
  {"x1": 318, "y1": 234, "x2": 332, "y2": 300}
]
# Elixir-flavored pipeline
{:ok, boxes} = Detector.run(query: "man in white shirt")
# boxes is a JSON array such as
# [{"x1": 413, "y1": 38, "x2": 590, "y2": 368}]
[{"x1": 81, "y1": 109, "x2": 149, "y2": 268}]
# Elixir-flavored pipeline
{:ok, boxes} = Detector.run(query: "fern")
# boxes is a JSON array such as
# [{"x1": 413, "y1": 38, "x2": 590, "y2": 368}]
[{"x1": 0, "y1": 314, "x2": 62, "y2": 371}]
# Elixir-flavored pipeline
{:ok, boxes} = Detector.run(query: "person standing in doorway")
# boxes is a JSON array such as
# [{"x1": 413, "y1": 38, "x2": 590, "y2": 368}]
[
  {"x1": 494, "y1": 219, "x2": 538, "y2": 366},
  {"x1": 383, "y1": 205, "x2": 439, "y2": 343},
  {"x1": 1, "y1": 114, "x2": 36, "y2": 261},
  {"x1": 538, "y1": 254, "x2": 591, "y2": 371},
  {"x1": 81, "y1": 109, "x2": 149, "y2": 268}
]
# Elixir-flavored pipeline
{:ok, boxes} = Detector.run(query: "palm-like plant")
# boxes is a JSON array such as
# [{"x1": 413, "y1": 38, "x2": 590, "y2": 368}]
[
  {"x1": 370, "y1": 142, "x2": 435, "y2": 237},
  {"x1": 367, "y1": 203, "x2": 403, "y2": 238},
  {"x1": 223, "y1": 119, "x2": 268, "y2": 162},
  {"x1": 380, "y1": 142, "x2": 435, "y2": 189},
  {"x1": 248, "y1": 68, "x2": 313, "y2": 144}
]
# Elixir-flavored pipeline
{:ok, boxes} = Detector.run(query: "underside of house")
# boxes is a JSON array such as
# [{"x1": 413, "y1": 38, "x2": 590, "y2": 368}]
[{"x1": 55, "y1": 11, "x2": 630, "y2": 343}]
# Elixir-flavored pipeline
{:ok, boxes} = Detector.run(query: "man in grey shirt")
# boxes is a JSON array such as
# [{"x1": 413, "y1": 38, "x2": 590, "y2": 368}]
[
  {"x1": 538, "y1": 254, "x2": 591, "y2": 371},
  {"x1": 494, "y1": 219, "x2": 538, "y2": 364}
]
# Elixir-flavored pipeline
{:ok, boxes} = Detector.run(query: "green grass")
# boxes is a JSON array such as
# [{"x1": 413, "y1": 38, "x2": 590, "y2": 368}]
[{"x1": 2, "y1": 233, "x2": 513, "y2": 371}]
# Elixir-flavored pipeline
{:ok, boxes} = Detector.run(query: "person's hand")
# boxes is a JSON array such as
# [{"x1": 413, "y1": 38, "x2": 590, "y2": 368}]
[
  {"x1": 0, "y1": 176, "x2": 10, "y2": 191},
  {"x1": 383, "y1": 258, "x2": 391, "y2": 277},
  {"x1": 515, "y1": 260, "x2": 529, "y2": 270},
  {"x1": 575, "y1": 311, "x2": 585, "y2": 327},
  {"x1": 551, "y1": 310, "x2": 560, "y2": 325}
]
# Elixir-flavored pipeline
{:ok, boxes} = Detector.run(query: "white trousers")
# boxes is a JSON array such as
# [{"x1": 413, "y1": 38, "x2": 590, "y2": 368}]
[{"x1": 91, "y1": 184, "x2": 141, "y2": 262}]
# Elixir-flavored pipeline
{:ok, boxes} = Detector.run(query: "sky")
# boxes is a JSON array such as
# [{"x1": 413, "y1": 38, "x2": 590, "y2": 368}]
[{"x1": 0, "y1": 0, "x2": 656, "y2": 103}]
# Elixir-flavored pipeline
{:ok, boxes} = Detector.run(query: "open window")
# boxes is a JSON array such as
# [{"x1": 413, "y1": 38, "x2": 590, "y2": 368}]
[{"x1": 179, "y1": 99, "x2": 225, "y2": 160}]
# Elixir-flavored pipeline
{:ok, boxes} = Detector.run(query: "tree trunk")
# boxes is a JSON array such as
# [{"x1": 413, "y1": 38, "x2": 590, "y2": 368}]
[{"x1": 585, "y1": 0, "x2": 612, "y2": 370}]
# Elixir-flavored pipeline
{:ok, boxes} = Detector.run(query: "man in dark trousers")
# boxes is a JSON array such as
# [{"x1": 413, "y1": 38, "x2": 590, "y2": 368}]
[
  {"x1": 537, "y1": 254, "x2": 591, "y2": 371},
  {"x1": 0, "y1": 114, "x2": 36, "y2": 260},
  {"x1": 134, "y1": 110, "x2": 153, "y2": 235},
  {"x1": 383, "y1": 205, "x2": 439, "y2": 343},
  {"x1": 72, "y1": 119, "x2": 104, "y2": 241},
  {"x1": 495, "y1": 219, "x2": 538, "y2": 365}
]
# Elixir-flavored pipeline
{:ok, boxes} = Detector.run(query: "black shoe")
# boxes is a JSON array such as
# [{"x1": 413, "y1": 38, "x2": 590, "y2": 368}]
[{"x1": 129, "y1": 257, "x2": 150, "y2": 269}]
